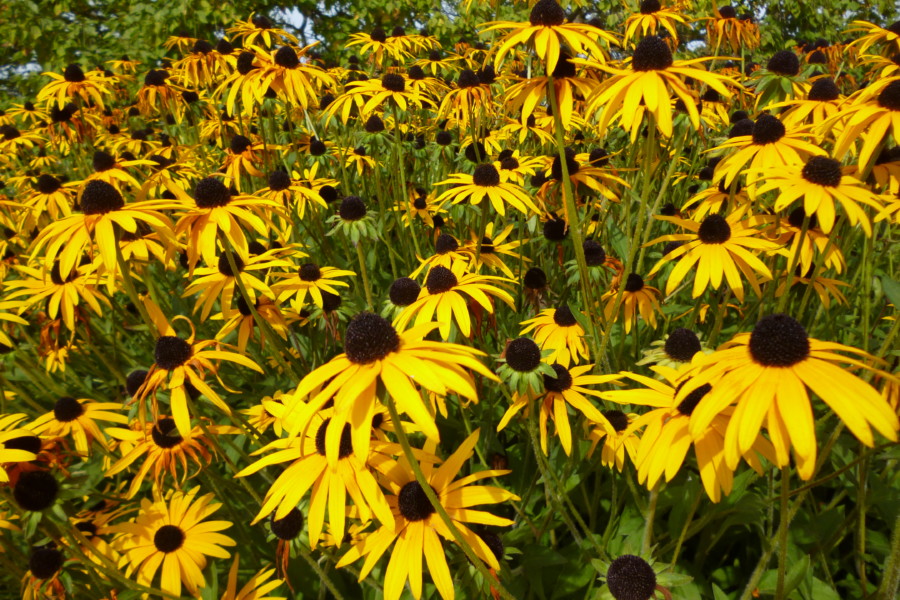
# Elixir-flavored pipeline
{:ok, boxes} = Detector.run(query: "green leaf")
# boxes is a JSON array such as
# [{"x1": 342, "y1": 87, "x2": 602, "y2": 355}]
[{"x1": 881, "y1": 276, "x2": 900, "y2": 310}]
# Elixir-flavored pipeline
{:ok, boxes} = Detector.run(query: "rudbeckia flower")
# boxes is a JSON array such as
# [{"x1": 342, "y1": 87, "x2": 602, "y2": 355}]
[
  {"x1": 336, "y1": 429, "x2": 518, "y2": 600},
  {"x1": 133, "y1": 306, "x2": 264, "y2": 437},
  {"x1": 394, "y1": 263, "x2": 515, "y2": 340},
  {"x1": 30, "y1": 179, "x2": 177, "y2": 281},
  {"x1": 30, "y1": 397, "x2": 127, "y2": 457},
  {"x1": 646, "y1": 211, "x2": 780, "y2": 302},
  {"x1": 172, "y1": 176, "x2": 283, "y2": 269},
  {"x1": 765, "y1": 208, "x2": 845, "y2": 275},
  {"x1": 6, "y1": 261, "x2": 109, "y2": 332},
  {"x1": 702, "y1": 5, "x2": 760, "y2": 53},
  {"x1": 584, "y1": 35, "x2": 736, "y2": 140},
  {"x1": 251, "y1": 44, "x2": 336, "y2": 110},
  {"x1": 113, "y1": 487, "x2": 235, "y2": 597},
  {"x1": 498, "y1": 363, "x2": 619, "y2": 455},
  {"x1": 847, "y1": 19, "x2": 900, "y2": 56},
  {"x1": 283, "y1": 312, "x2": 497, "y2": 463},
  {"x1": 586, "y1": 409, "x2": 640, "y2": 471},
  {"x1": 236, "y1": 401, "x2": 400, "y2": 547},
  {"x1": 710, "y1": 113, "x2": 824, "y2": 188},
  {"x1": 227, "y1": 13, "x2": 298, "y2": 48},
  {"x1": 36, "y1": 64, "x2": 112, "y2": 110},
  {"x1": 272, "y1": 261, "x2": 355, "y2": 311},
  {"x1": 623, "y1": 0, "x2": 689, "y2": 45},
  {"x1": 601, "y1": 273, "x2": 662, "y2": 334},
  {"x1": 679, "y1": 314, "x2": 900, "y2": 479},
  {"x1": 434, "y1": 162, "x2": 540, "y2": 217},
  {"x1": 828, "y1": 79, "x2": 900, "y2": 173},
  {"x1": 603, "y1": 365, "x2": 774, "y2": 502},
  {"x1": 485, "y1": 0, "x2": 617, "y2": 75},
  {"x1": 503, "y1": 52, "x2": 597, "y2": 131},
  {"x1": 753, "y1": 155, "x2": 884, "y2": 235},
  {"x1": 345, "y1": 27, "x2": 410, "y2": 67},
  {"x1": 105, "y1": 416, "x2": 237, "y2": 498},
  {"x1": 325, "y1": 73, "x2": 434, "y2": 123},
  {"x1": 519, "y1": 304, "x2": 589, "y2": 367}
]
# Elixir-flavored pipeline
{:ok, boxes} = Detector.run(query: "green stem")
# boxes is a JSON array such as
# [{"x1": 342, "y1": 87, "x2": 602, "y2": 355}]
[
  {"x1": 878, "y1": 514, "x2": 900, "y2": 600},
  {"x1": 775, "y1": 467, "x2": 791, "y2": 598},
  {"x1": 355, "y1": 242, "x2": 374, "y2": 310},
  {"x1": 642, "y1": 482, "x2": 659, "y2": 555}
]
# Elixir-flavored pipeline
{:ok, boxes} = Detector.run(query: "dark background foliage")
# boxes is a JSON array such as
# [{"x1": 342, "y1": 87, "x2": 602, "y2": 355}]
[{"x1": 1, "y1": 0, "x2": 897, "y2": 103}]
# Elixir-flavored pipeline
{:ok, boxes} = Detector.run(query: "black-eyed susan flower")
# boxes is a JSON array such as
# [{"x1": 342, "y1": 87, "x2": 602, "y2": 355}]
[
  {"x1": 221, "y1": 134, "x2": 267, "y2": 191},
  {"x1": 6, "y1": 261, "x2": 109, "y2": 332},
  {"x1": 765, "y1": 207, "x2": 845, "y2": 276},
  {"x1": 461, "y1": 222, "x2": 527, "y2": 278},
  {"x1": 256, "y1": 163, "x2": 334, "y2": 219},
  {"x1": 183, "y1": 250, "x2": 289, "y2": 320},
  {"x1": 394, "y1": 263, "x2": 515, "y2": 340},
  {"x1": 236, "y1": 401, "x2": 399, "y2": 547},
  {"x1": 20, "y1": 174, "x2": 78, "y2": 221},
  {"x1": 215, "y1": 295, "x2": 289, "y2": 353},
  {"x1": 702, "y1": 4, "x2": 760, "y2": 54},
  {"x1": 284, "y1": 312, "x2": 497, "y2": 462},
  {"x1": 0, "y1": 414, "x2": 38, "y2": 482},
  {"x1": 272, "y1": 261, "x2": 355, "y2": 311},
  {"x1": 252, "y1": 44, "x2": 336, "y2": 109},
  {"x1": 502, "y1": 52, "x2": 597, "y2": 131},
  {"x1": 437, "y1": 68, "x2": 495, "y2": 129},
  {"x1": 637, "y1": 327, "x2": 706, "y2": 368},
  {"x1": 602, "y1": 273, "x2": 662, "y2": 334},
  {"x1": 603, "y1": 365, "x2": 773, "y2": 501},
  {"x1": 30, "y1": 179, "x2": 177, "y2": 281},
  {"x1": 499, "y1": 363, "x2": 619, "y2": 455},
  {"x1": 133, "y1": 304, "x2": 264, "y2": 437},
  {"x1": 486, "y1": 0, "x2": 617, "y2": 75},
  {"x1": 36, "y1": 64, "x2": 112, "y2": 110},
  {"x1": 519, "y1": 304, "x2": 589, "y2": 367},
  {"x1": 584, "y1": 35, "x2": 736, "y2": 140},
  {"x1": 711, "y1": 114, "x2": 824, "y2": 189},
  {"x1": 646, "y1": 211, "x2": 780, "y2": 302},
  {"x1": 105, "y1": 417, "x2": 236, "y2": 498},
  {"x1": 772, "y1": 77, "x2": 844, "y2": 128},
  {"x1": 586, "y1": 409, "x2": 640, "y2": 472},
  {"x1": 227, "y1": 14, "x2": 298, "y2": 48},
  {"x1": 345, "y1": 27, "x2": 410, "y2": 68},
  {"x1": 112, "y1": 487, "x2": 235, "y2": 597},
  {"x1": 173, "y1": 176, "x2": 283, "y2": 269},
  {"x1": 30, "y1": 397, "x2": 127, "y2": 457},
  {"x1": 829, "y1": 79, "x2": 900, "y2": 173},
  {"x1": 336, "y1": 429, "x2": 517, "y2": 600},
  {"x1": 679, "y1": 314, "x2": 900, "y2": 480},
  {"x1": 623, "y1": 0, "x2": 689, "y2": 45},
  {"x1": 753, "y1": 155, "x2": 884, "y2": 235},
  {"x1": 325, "y1": 73, "x2": 433, "y2": 123},
  {"x1": 434, "y1": 163, "x2": 540, "y2": 217}
]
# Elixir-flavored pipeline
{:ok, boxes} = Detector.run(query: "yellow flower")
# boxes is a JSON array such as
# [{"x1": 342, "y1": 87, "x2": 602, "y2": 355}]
[
  {"x1": 113, "y1": 487, "x2": 235, "y2": 597},
  {"x1": 394, "y1": 262, "x2": 515, "y2": 340},
  {"x1": 486, "y1": 0, "x2": 617, "y2": 75},
  {"x1": 519, "y1": 305, "x2": 589, "y2": 367},
  {"x1": 647, "y1": 211, "x2": 780, "y2": 302},
  {"x1": 679, "y1": 314, "x2": 899, "y2": 480},
  {"x1": 336, "y1": 430, "x2": 517, "y2": 600},
  {"x1": 584, "y1": 35, "x2": 736, "y2": 140},
  {"x1": 30, "y1": 397, "x2": 127, "y2": 457},
  {"x1": 435, "y1": 163, "x2": 540, "y2": 217}
]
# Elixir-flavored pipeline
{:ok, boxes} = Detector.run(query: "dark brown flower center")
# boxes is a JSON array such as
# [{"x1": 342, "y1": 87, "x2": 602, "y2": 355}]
[
  {"x1": 194, "y1": 177, "x2": 232, "y2": 208},
  {"x1": 529, "y1": 0, "x2": 566, "y2": 26},
  {"x1": 382, "y1": 73, "x2": 405, "y2": 92},
  {"x1": 543, "y1": 363, "x2": 573, "y2": 392},
  {"x1": 606, "y1": 554, "x2": 657, "y2": 600},
  {"x1": 748, "y1": 314, "x2": 810, "y2": 367},
  {"x1": 877, "y1": 80, "x2": 900, "y2": 111},
  {"x1": 151, "y1": 418, "x2": 183, "y2": 448},
  {"x1": 153, "y1": 525, "x2": 185, "y2": 553},
  {"x1": 801, "y1": 156, "x2": 842, "y2": 187},
  {"x1": 154, "y1": 336, "x2": 192, "y2": 370},
  {"x1": 697, "y1": 214, "x2": 731, "y2": 244},
  {"x1": 664, "y1": 328, "x2": 701, "y2": 362},
  {"x1": 389, "y1": 277, "x2": 421, "y2": 306},
  {"x1": 344, "y1": 312, "x2": 400, "y2": 364},
  {"x1": 80, "y1": 180, "x2": 124, "y2": 215},
  {"x1": 398, "y1": 481, "x2": 437, "y2": 521},
  {"x1": 751, "y1": 114, "x2": 786, "y2": 145},
  {"x1": 473, "y1": 163, "x2": 501, "y2": 187},
  {"x1": 53, "y1": 396, "x2": 84, "y2": 422},
  {"x1": 632, "y1": 36, "x2": 673, "y2": 71},
  {"x1": 506, "y1": 337, "x2": 542, "y2": 372},
  {"x1": 425, "y1": 265, "x2": 458, "y2": 294},
  {"x1": 767, "y1": 50, "x2": 800, "y2": 76}
]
